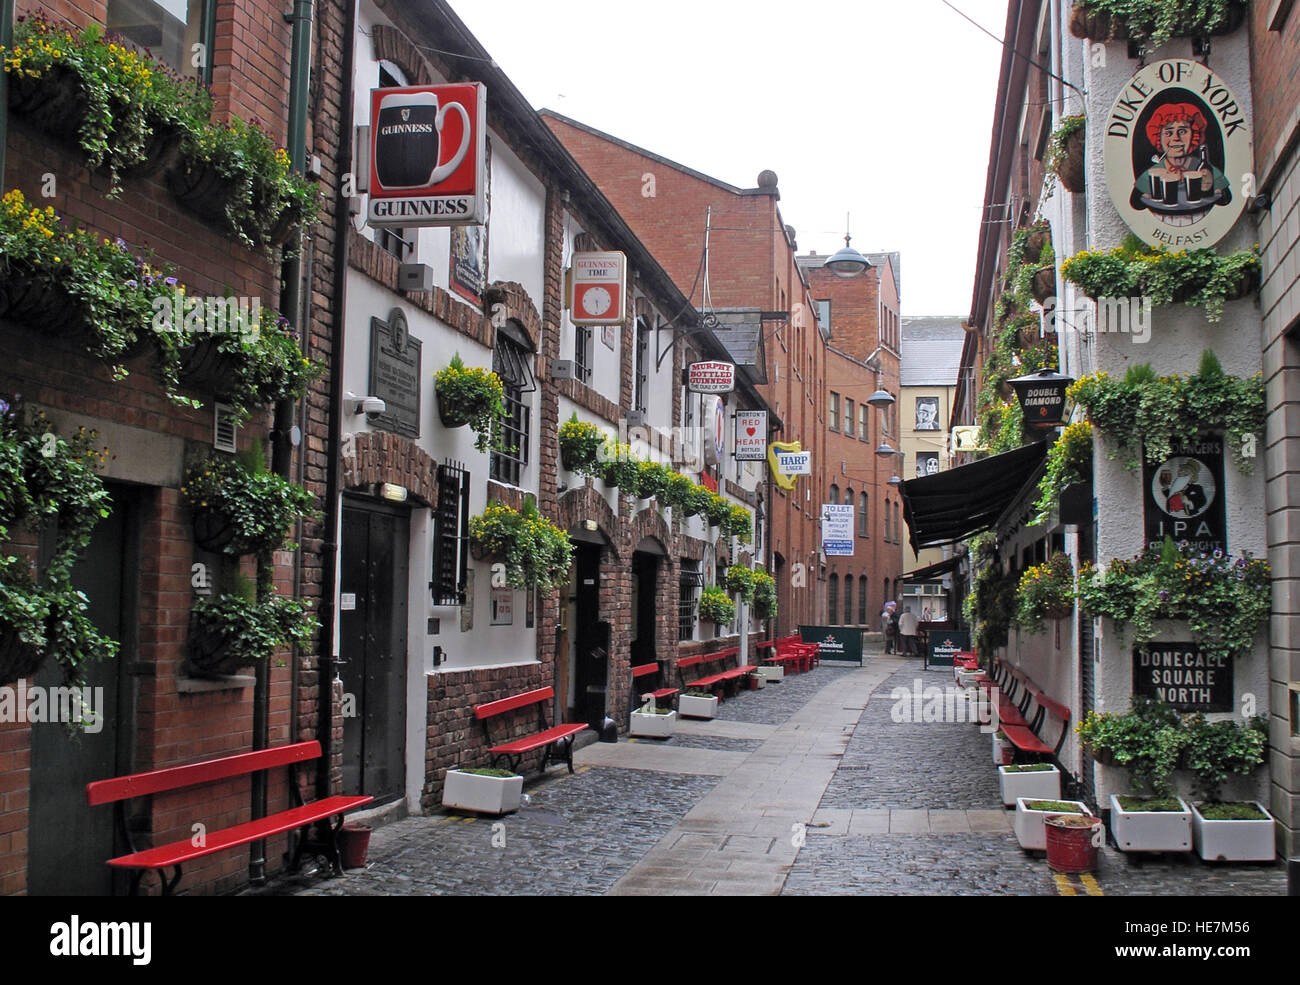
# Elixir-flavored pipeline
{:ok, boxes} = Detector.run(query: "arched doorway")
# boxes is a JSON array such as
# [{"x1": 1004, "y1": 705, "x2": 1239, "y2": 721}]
[
  {"x1": 563, "y1": 524, "x2": 611, "y2": 727},
  {"x1": 631, "y1": 536, "x2": 666, "y2": 666}
]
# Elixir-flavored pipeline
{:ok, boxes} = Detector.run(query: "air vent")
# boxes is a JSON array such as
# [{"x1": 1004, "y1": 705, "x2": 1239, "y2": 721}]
[
  {"x1": 214, "y1": 403, "x2": 237, "y2": 453},
  {"x1": 550, "y1": 359, "x2": 576, "y2": 380}
]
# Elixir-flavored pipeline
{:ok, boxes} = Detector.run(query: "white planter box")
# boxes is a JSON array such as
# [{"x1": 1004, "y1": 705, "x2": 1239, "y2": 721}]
[
  {"x1": 1013, "y1": 797, "x2": 1093, "y2": 851},
  {"x1": 1109, "y1": 795, "x2": 1192, "y2": 853},
  {"x1": 442, "y1": 769, "x2": 524, "y2": 816},
  {"x1": 757, "y1": 665, "x2": 784, "y2": 683},
  {"x1": 678, "y1": 694, "x2": 718, "y2": 719},
  {"x1": 992, "y1": 732, "x2": 1014, "y2": 766},
  {"x1": 630, "y1": 709, "x2": 676, "y2": 738},
  {"x1": 1191, "y1": 802, "x2": 1275, "y2": 862},
  {"x1": 957, "y1": 669, "x2": 981, "y2": 689},
  {"x1": 998, "y1": 764, "x2": 1062, "y2": 807}
]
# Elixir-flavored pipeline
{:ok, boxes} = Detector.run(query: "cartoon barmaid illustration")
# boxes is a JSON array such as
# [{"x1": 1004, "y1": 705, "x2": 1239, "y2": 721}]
[{"x1": 1132, "y1": 102, "x2": 1231, "y2": 224}]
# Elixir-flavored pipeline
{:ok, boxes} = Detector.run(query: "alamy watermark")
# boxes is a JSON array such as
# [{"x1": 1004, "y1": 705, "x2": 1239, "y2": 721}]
[
  {"x1": 890, "y1": 680, "x2": 999, "y2": 734},
  {"x1": 1042, "y1": 295, "x2": 1152, "y2": 344},
  {"x1": 0, "y1": 681, "x2": 104, "y2": 733},
  {"x1": 151, "y1": 289, "x2": 263, "y2": 341}
]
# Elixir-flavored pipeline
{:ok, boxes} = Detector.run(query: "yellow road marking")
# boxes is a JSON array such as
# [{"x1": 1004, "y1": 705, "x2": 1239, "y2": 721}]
[
  {"x1": 1079, "y1": 872, "x2": 1104, "y2": 896},
  {"x1": 460, "y1": 816, "x2": 476, "y2": 824},
  {"x1": 1053, "y1": 872, "x2": 1077, "y2": 895}
]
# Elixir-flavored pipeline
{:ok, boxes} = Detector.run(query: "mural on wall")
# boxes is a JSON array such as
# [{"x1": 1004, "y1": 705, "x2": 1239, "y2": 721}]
[
  {"x1": 915, "y1": 396, "x2": 939, "y2": 431},
  {"x1": 1105, "y1": 59, "x2": 1252, "y2": 249},
  {"x1": 915, "y1": 452, "x2": 940, "y2": 478}
]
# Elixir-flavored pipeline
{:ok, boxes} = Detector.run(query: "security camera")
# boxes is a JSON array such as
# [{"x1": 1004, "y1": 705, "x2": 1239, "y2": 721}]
[{"x1": 345, "y1": 392, "x2": 387, "y2": 415}]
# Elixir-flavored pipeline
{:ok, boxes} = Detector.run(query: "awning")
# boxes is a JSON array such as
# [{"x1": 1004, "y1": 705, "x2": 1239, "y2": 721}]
[
  {"x1": 903, "y1": 555, "x2": 962, "y2": 583},
  {"x1": 900, "y1": 442, "x2": 1048, "y2": 552}
]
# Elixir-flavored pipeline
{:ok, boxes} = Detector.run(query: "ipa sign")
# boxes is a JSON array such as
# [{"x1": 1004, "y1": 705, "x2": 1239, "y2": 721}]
[
  {"x1": 569, "y1": 252, "x2": 626, "y2": 325},
  {"x1": 368, "y1": 83, "x2": 486, "y2": 227},
  {"x1": 688, "y1": 361, "x2": 735, "y2": 393},
  {"x1": 1132, "y1": 642, "x2": 1232, "y2": 712},
  {"x1": 734, "y1": 410, "x2": 767, "y2": 460},
  {"x1": 1143, "y1": 434, "x2": 1227, "y2": 554}
]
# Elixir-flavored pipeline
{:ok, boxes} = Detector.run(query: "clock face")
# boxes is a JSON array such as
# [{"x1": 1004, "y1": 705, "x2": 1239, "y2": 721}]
[{"x1": 580, "y1": 286, "x2": 612, "y2": 317}]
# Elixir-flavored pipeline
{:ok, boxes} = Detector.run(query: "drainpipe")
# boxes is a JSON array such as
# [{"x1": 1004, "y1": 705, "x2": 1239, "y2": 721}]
[
  {"x1": 1, "y1": 0, "x2": 12, "y2": 182},
  {"x1": 249, "y1": 0, "x2": 314, "y2": 886}
]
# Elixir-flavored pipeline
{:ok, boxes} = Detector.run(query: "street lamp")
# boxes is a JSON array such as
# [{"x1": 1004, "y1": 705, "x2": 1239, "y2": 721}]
[
  {"x1": 824, "y1": 214, "x2": 874, "y2": 278},
  {"x1": 1008, "y1": 368, "x2": 1075, "y2": 431}
]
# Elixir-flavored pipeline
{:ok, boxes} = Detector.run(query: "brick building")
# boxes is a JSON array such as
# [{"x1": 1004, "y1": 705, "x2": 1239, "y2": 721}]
[{"x1": 543, "y1": 112, "x2": 901, "y2": 631}]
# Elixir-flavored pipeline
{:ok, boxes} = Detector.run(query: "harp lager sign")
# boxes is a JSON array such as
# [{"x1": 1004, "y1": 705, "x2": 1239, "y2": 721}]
[{"x1": 368, "y1": 83, "x2": 487, "y2": 228}]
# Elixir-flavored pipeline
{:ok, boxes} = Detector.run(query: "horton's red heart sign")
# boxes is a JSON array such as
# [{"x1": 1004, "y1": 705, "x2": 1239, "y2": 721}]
[{"x1": 734, "y1": 410, "x2": 767, "y2": 461}]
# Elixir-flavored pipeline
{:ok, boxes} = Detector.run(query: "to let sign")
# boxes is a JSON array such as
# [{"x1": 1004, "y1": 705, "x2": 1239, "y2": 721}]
[
  {"x1": 734, "y1": 410, "x2": 767, "y2": 460},
  {"x1": 368, "y1": 82, "x2": 486, "y2": 227},
  {"x1": 688, "y1": 361, "x2": 735, "y2": 393},
  {"x1": 821, "y1": 504, "x2": 854, "y2": 556},
  {"x1": 1132, "y1": 642, "x2": 1232, "y2": 712}
]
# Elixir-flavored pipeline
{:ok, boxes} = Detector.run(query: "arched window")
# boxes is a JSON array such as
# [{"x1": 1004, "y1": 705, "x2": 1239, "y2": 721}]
[
  {"x1": 828, "y1": 483, "x2": 839, "y2": 505},
  {"x1": 843, "y1": 574, "x2": 854, "y2": 625},
  {"x1": 859, "y1": 492, "x2": 869, "y2": 536},
  {"x1": 883, "y1": 498, "x2": 890, "y2": 541},
  {"x1": 858, "y1": 575, "x2": 868, "y2": 624},
  {"x1": 490, "y1": 321, "x2": 536, "y2": 486},
  {"x1": 828, "y1": 574, "x2": 839, "y2": 625}
]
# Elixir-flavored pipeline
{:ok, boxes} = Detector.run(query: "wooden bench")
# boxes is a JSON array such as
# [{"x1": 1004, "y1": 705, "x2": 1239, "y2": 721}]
[
  {"x1": 978, "y1": 659, "x2": 1072, "y2": 761},
  {"x1": 677, "y1": 647, "x2": 753, "y2": 699},
  {"x1": 632, "y1": 661, "x2": 679, "y2": 711},
  {"x1": 474, "y1": 686, "x2": 588, "y2": 775},
  {"x1": 758, "y1": 636, "x2": 810, "y2": 674},
  {"x1": 86, "y1": 740, "x2": 373, "y2": 896}
]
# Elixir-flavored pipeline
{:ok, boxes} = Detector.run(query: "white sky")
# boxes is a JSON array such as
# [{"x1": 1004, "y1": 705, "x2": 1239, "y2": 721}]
[{"x1": 449, "y1": 0, "x2": 1010, "y2": 318}]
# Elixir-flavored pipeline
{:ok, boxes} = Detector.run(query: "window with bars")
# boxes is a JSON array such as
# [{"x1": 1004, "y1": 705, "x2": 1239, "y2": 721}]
[
  {"x1": 574, "y1": 323, "x2": 593, "y2": 384},
  {"x1": 431, "y1": 461, "x2": 470, "y2": 606},
  {"x1": 678, "y1": 561, "x2": 702, "y2": 641},
  {"x1": 490, "y1": 323, "x2": 535, "y2": 487}
]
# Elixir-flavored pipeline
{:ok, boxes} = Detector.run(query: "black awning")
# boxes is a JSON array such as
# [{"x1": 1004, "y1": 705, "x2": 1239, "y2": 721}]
[
  {"x1": 900, "y1": 442, "x2": 1048, "y2": 552},
  {"x1": 903, "y1": 555, "x2": 962, "y2": 582}
]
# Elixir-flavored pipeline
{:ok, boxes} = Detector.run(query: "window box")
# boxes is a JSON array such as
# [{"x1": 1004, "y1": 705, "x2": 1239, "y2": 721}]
[
  {"x1": 630, "y1": 707, "x2": 676, "y2": 738},
  {"x1": 678, "y1": 693, "x2": 718, "y2": 719},
  {"x1": 1109, "y1": 795, "x2": 1192, "y2": 853},
  {"x1": 998, "y1": 763, "x2": 1062, "y2": 807},
  {"x1": 1190, "y1": 802, "x2": 1275, "y2": 862}
]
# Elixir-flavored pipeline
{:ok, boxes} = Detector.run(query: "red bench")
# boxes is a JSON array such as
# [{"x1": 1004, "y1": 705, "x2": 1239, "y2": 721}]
[
  {"x1": 756, "y1": 635, "x2": 812, "y2": 673},
  {"x1": 677, "y1": 647, "x2": 752, "y2": 698},
  {"x1": 632, "y1": 661, "x2": 679, "y2": 710},
  {"x1": 87, "y1": 740, "x2": 373, "y2": 895},
  {"x1": 977, "y1": 659, "x2": 1072, "y2": 760},
  {"x1": 474, "y1": 686, "x2": 588, "y2": 775}
]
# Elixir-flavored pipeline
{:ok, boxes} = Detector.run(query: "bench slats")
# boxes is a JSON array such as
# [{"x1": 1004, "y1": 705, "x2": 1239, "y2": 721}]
[
  {"x1": 1001, "y1": 724, "x2": 1052, "y2": 755},
  {"x1": 87, "y1": 741, "x2": 323, "y2": 806},
  {"x1": 475, "y1": 686, "x2": 555, "y2": 720},
  {"x1": 489, "y1": 722, "x2": 587, "y2": 756},
  {"x1": 106, "y1": 795, "x2": 374, "y2": 870}
]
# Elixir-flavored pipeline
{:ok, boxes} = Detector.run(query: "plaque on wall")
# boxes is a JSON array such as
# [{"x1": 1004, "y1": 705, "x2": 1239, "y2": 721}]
[
  {"x1": 1142, "y1": 434, "x2": 1226, "y2": 553},
  {"x1": 1132, "y1": 642, "x2": 1232, "y2": 712},
  {"x1": 368, "y1": 308, "x2": 422, "y2": 438}
]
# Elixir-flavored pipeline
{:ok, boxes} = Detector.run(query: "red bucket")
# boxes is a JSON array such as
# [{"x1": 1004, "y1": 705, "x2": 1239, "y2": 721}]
[
  {"x1": 1045, "y1": 814, "x2": 1100, "y2": 873},
  {"x1": 340, "y1": 822, "x2": 372, "y2": 869}
]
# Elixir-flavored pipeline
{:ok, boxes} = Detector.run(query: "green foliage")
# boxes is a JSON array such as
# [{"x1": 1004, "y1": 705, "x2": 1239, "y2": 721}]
[
  {"x1": 634, "y1": 459, "x2": 670, "y2": 499},
  {"x1": 969, "y1": 563, "x2": 1018, "y2": 660},
  {"x1": 599, "y1": 441, "x2": 642, "y2": 493},
  {"x1": 1195, "y1": 802, "x2": 1268, "y2": 820},
  {"x1": 1068, "y1": 353, "x2": 1264, "y2": 473},
  {"x1": 1116, "y1": 796, "x2": 1185, "y2": 812},
  {"x1": 722, "y1": 503, "x2": 753, "y2": 544},
  {"x1": 468, "y1": 500, "x2": 574, "y2": 593},
  {"x1": 726, "y1": 565, "x2": 756, "y2": 605},
  {"x1": 1046, "y1": 115, "x2": 1086, "y2": 178},
  {"x1": 189, "y1": 591, "x2": 318, "y2": 666},
  {"x1": 1061, "y1": 236, "x2": 1260, "y2": 322},
  {"x1": 1077, "y1": 538, "x2": 1270, "y2": 661},
  {"x1": 1076, "y1": 697, "x2": 1187, "y2": 796},
  {"x1": 558, "y1": 414, "x2": 607, "y2": 477},
  {"x1": 1034, "y1": 421, "x2": 1092, "y2": 524},
  {"x1": 1182, "y1": 714, "x2": 1268, "y2": 803},
  {"x1": 1024, "y1": 800, "x2": 1086, "y2": 812},
  {"x1": 1014, "y1": 553, "x2": 1075, "y2": 633},
  {"x1": 1073, "y1": 0, "x2": 1246, "y2": 53},
  {"x1": 697, "y1": 585, "x2": 735, "y2": 624},
  {"x1": 436, "y1": 354, "x2": 507, "y2": 453},
  {"x1": 752, "y1": 567, "x2": 778, "y2": 621},
  {"x1": 453, "y1": 767, "x2": 519, "y2": 778},
  {"x1": 181, "y1": 452, "x2": 317, "y2": 556}
]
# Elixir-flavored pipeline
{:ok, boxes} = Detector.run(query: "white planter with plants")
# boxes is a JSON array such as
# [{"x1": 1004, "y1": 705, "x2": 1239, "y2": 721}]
[
  {"x1": 1190, "y1": 802, "x2": 1275, "y2": 862},
  {"x1": 442, "y1": 767, "x2": 524, "y2": 815},
  {"x1": 1109, "y1": 795, "x2": 1192, "y2": 853},
  {"x1": 992, "y1": 730, "x2": 1014, "y2": 766},
  {"x1": 957, "y1": 668, "x2": 981, "y2": 689},
  {"x1": 630, "y1": 706, "x2": 676, "y2": 738},
  {"x1": 678, "y1": 692, "x2": 718, "y2": 719},
  {"x1": 998, "y1": 763, "x2": 1061, "y2": 807},
  {"x1": 1013, "y1": 798, "x2": 1093, "y2": 851}
]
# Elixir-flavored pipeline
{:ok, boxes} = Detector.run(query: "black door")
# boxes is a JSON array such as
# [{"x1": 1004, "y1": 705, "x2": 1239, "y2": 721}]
[
  {"x1": 28, "y1": 484, "x2": 136, "y2": 895},
  {"x1": 572, "y1": 544, "x2": 608, "y2": 726},
  {"x1": 631, "y1": 551, "x2": 658, "y2": 666},
  {"x1": 340, "y1": 499, "x2": 408, "y2": 806}
]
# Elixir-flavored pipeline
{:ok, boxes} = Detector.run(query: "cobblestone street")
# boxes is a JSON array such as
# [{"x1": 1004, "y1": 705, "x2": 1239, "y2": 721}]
[{"x1": 266, "y1": 652, "x2": 1288, "y2": 897}]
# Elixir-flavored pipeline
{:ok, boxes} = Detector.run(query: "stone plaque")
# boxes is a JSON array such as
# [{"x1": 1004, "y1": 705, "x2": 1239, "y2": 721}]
[
  {"x1": 1132, "y1": 642, "x2": 1232, "y2": 712},
  {"x1": 368, "y1": 308, "x2": 421, "y2": 438}
]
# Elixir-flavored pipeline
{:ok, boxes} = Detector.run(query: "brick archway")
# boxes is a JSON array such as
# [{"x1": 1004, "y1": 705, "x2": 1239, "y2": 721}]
[
  {"x1": 483, "y1": 281, "x2": 543, "y2": 351},
  {"x1": 371, "y1": 25, "x2": 435, "y2": 85},
  {"x1": 341, "y1": 431, "x2": 437, "y2": 506},
  {"x1": 556, "y1": 485, "x2": 620, "y2": 560}
]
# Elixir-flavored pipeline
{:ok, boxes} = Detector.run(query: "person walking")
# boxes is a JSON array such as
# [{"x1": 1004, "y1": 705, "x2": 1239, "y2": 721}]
[
  {"x1": 898, "y1": 606, "x2": 919, "y2": 657},
  {"x1": 881, "y1": 603, "x2": 895, "y2": 653}
]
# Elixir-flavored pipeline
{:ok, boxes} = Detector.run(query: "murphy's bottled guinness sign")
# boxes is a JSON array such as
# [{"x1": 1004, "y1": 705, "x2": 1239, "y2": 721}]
[{"x1": 368, "y1": 83, "x2": 486, "y2": 228}]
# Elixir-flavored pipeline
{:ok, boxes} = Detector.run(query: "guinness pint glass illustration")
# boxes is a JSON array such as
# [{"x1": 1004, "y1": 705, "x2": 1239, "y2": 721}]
[{"x1": 374, "y1": 90, "x2": 470, "y2": 190}]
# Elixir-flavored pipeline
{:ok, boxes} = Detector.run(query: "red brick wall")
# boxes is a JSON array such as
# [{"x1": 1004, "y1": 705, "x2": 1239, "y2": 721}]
[{"x1": 1250, "y1": 2, "x2": 1300, "y2": 180}]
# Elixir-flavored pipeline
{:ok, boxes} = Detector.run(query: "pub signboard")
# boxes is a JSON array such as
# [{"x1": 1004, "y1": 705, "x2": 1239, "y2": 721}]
[
  {"x1": 1142, "y1": 434, "x2": 1227, "y2": 554},
  {"x1": 1132, "y1": 642, "x2": 1232, "y2": 712}
]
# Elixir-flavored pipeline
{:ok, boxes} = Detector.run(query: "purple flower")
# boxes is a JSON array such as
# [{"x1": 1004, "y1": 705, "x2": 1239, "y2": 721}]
[
  {"x1": 1235, "y1": 557, "x2": 1247, "y2": 569},
  {"x1": 114, "y1": 237, "x2": 127, "y2": 251},
  {"x1": 125, "y1": 279, "x2": 138, "y2": 289},
  {"x1": 0, "y1": 399, "x2": 8, "y2": 417},
  {"x1": 164, "y1": 277, "x2": 178, "y2": 287},
  {"x1": 1213, "y1": 549, "x2": 1223, "y2": 559},
  {"x1": 1157, "y1": 589, "x2": 1169, "y2": 602},
  {"x1": 1236, "y1": 571, "x2": 1245, "y2": 580}
]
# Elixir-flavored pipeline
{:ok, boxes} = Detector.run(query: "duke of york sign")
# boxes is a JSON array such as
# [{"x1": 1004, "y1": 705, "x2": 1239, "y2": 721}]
[{"x1": 1104, "y1": 59, "x2": 1252, "y2": 250}]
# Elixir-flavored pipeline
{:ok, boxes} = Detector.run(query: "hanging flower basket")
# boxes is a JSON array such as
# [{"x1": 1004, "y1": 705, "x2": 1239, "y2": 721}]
[
  {"x1": 1023, "y1": 229, "x2": 1052, "y2": 265},
  {"x1": 192, "y1": 510, "x2": 239, "y2": 554},
  {"x1": 434, "y1": 354, "x2": 506, "y2": 452},
  {"x1": 1032, "y1": 266, "x2": 1056, "y2": 304},
  {"x1": 167, "y1": 158, "x2": 243, "y2": 226},
  {"x1": 121, "y1": 117, "x2": 184, "y2": 180},
  {"x1": 186, "y1": 592, "x2": 318, "y2": 679},
  {"x1": 0, "y1": 260, "x2": 89, "y2": 338},
  {"x1": 5, "y1": 64, "x2": 88, "y2": 146},
  {"x1": 1068, "y1": 5, "x2": 1129, "y2": 41},
  {"x1": 176, "y1": 337, "x2": 241, "y2": 397},
  {"x1": 1059, "y1": 127, "x2": 1086, "y2": 193},
  {"x1": 436, "y1": 387, "x2": 473, "y2": 429}
]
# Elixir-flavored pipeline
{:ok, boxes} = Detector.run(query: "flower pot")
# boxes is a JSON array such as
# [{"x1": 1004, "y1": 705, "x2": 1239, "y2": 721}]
[
  {"x1": 167, "y1": 157, "x2": 242, "y2": 226},
  {"x1": 1059, "y1": 128, "x2": 1086, "y2": 194},
  {"x1": 1068, "y1": 5, "x2": 1128, "y2": 41},
  {"x1": 678, "y1": 694, "x2": 718, "y2": 719},
  {"x1": 469, "y1": 539, "x2": 500, "y2": 563},
  {"x1": 128, "y1": 119, "x2": 185, "y2": 179},
  {"x1": 0, "y1": 262, "x2": 88, "y2": 338},
  {"x1": 992, "y1": 731, "x2": 1014, "y2": 766},
  {"x1": 177, "y1": 338, "x2": 241, "y2": 397},
  {"x1": 998, "y1": 764, "x2": 1062, "y2": 807},
  {"x1": 559, "y1": 444, "x2": 584, "y2": 473},
  {"x1": 442, "y1": 769, "x2": 523, "y2": 815},
  {"x1": 0, "y1": 624, "x2": 44, "y2": 688},
  {"x1": 1023, "y1": 229, "x2": 1051, "y2": 265},
  {"x1": 629, "y1": 708, "x2": 676, "y2": 738},
  {"x1": 1191, "y1": 802, "x2": 1275, "y2": 862},
  {"x1": 748, "y1": 671, "x2": 764, "y2": 690},
  {"x1": 757, "y1": 665, "x2": 783, "y2": 684},
  {"x1": 339, "y1": 822, "x2": 371, "y2": 869},
  {"x1": 192, "y1": 509, "x2": 240, "y2": 554},
  {"x1": 1031, "y1": 266, "x2": 1056, "y2": 304},
  {"x1": 7, "y1": 65, "x2": 88, "y2": 146},
  {"x1": 1045, "y1": 813, "x2": 1102, "y2": 873},
  {"x1": 186, "y1": 629, "x2": 247, "y2": 678},
  {"x1": 1109, "y1": 794, "x2": 1192, "y2": 853},
  {"x1": 1014, "y1": 797, "x2": 1093, "y2": 851}
]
